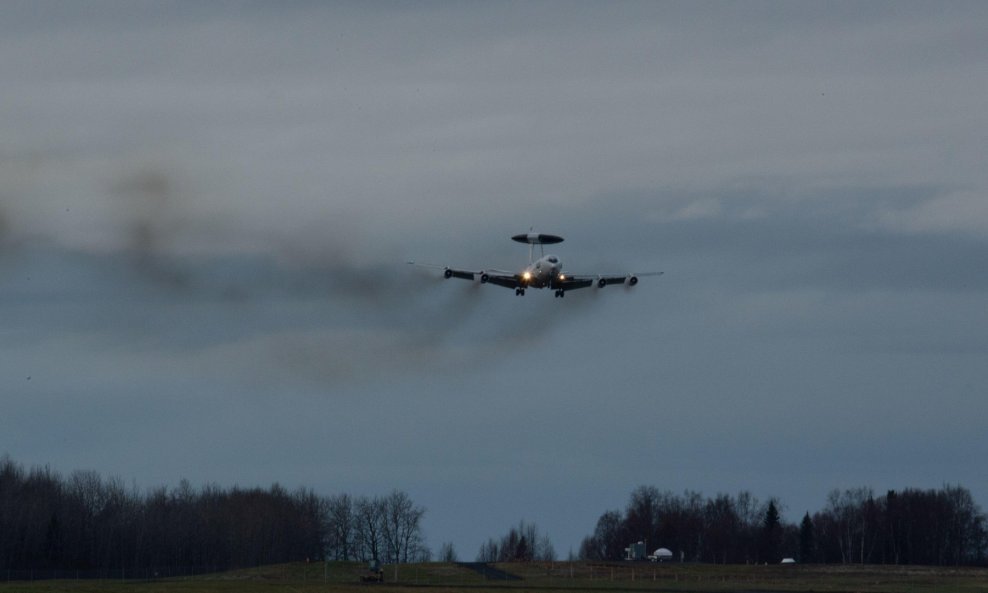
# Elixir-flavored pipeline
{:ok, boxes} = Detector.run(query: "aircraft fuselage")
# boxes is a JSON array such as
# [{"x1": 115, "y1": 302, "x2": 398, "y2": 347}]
[{"x1": 520, "y1": 254, "x2": 563, "y2": 288}]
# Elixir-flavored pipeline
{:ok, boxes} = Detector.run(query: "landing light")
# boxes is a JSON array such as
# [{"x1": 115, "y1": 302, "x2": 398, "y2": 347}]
[{"x1": 522, "y1": 271, "x2": 532, "y2": 281}]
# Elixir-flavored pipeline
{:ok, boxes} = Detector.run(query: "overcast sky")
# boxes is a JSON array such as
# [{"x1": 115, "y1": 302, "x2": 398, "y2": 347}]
[{"x1": 3, "y1": 1, "x2": 988, "y2": 558}]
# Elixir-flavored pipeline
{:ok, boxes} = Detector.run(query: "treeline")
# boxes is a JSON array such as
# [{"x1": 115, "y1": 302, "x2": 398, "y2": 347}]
[
  {"x1": 0, "y1": 456, "x2": 425, "y2": 572},
  {"x1": 579, "y1": 485, "x2": 987, "y2": 566},
  {"x1": 476, "y1": 520, "x2": 556, "y2": 562},
  {"x1": 812, "y1": 486, "x2": 986, "y2": 565}
]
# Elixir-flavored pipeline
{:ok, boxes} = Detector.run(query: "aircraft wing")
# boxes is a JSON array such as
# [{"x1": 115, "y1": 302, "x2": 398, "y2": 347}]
[
  {"x1": 407, "y1": 262, "x2": 522, "y2": 288},
  {"x1": 552, "y1": 276, "x2": 595, "y2": 291},
  {"x1": 565, "y1": 271, "x2": 664, "y2": 289},
  {"x1": 481, "y1": 273, "x2": 521, "y2": 289},
  {"x1": 410, "y1": 260, "x2": 663, "y2": 293},
  {"x1": 407, "y1": 261, "x2": 481, "y2": 281}
]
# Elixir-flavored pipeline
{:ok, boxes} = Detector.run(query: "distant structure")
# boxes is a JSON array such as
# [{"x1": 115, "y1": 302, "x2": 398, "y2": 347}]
[
  {"x1": 649, "y1": 548, "x2": 673, "y2": 562},
  {"x1": 624, "y1": 541, "x2": 648, "y2": 561}
]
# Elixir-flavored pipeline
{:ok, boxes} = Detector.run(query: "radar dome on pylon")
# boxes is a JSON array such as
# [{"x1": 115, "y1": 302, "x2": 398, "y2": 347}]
[{"x1": 511, "y1": 233, "x2": 564, "y2": 245}]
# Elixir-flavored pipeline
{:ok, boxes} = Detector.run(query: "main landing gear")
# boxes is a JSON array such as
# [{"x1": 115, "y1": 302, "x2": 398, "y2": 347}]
[
  {"x1": 554, "y1": 290, "x2": 565, "y2": 298},
  {"x1": 515, "y1": 288, "x2": 526, "y2": 296}
]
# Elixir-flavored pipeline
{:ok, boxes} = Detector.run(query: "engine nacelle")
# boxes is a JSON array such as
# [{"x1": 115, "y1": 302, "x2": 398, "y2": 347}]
[
  {"x1": 444, "y1": 268, "x2": 453, "y2": 279},
  {"x1": 598, "y1": 276, "x2": 628, "y2": 288},
  {"x1": 480, "y1": 273, "x2": 489, "y2": 284},
  {"x1": 628, "y1": 275, "x2": 638, "y2": 286}
]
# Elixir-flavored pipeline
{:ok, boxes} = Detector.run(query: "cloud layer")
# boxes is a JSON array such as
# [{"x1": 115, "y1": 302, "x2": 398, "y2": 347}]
[{"x1": 3, "y1": 1, "x2": 988, "y2": 556}]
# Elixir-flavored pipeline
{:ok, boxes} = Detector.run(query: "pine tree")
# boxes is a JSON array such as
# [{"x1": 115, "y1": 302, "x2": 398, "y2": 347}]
[
  {"x1": 760, "y1": 501, "x2": 782, "y2": 563},
  {"x1": 799, "y1": 512, "x2": 815, "y2": 563}
]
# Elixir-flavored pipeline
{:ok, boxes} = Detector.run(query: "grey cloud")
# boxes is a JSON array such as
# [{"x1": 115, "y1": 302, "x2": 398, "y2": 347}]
[{"x1": 537, "y1": 183, "x2": 988, "y2": 293}]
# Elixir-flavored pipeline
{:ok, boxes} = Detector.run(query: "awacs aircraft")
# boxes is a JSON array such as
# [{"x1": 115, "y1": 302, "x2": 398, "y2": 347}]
[{"x1": 409, "y1": 232, "x2": 662, "y2": 298}]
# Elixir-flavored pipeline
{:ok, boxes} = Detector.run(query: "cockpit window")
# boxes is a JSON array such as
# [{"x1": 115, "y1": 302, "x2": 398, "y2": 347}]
[{"x1": 547, "y1": 256, "x2": 558, "y2": 263}]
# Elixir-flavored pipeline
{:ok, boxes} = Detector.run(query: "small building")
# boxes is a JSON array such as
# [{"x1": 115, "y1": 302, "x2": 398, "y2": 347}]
[{"x1": 624, "y1": 541, "x2": 647, "y2": 561}]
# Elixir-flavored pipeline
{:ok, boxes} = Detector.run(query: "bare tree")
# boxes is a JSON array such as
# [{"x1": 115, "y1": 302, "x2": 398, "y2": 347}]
[
  {"x1": 325, "y1": 493, "x2": 355, "y2": 560},
  {"x1": 579, "y1": 509, "x2": 624, "y2": 560},
  {"x1": 380, "y1": 490, "x2": 426, "y2": 580},
  {"x1": 536, "y1": 533, "x2": 556, "y2": 562},
  {"x1": 703, "y1": 494, "x2": 741, "y2": 563},
  {"x1": 479, "y1": 520, "x2": 554, "y2": 562},
  {"x1": 824, "y1": 487, "x2": 873, "y2": 563},
  {"x1": 476, "y1": 538, "x2": 499, "y2": 562},
  {"x1": 734, "y1": 490, "x2": 762, "y2": 563},
  {"x1": 438, "y1": 541, "x2": 457, "y2": 563},
  {"x1": 354, "y1": 496, "x2": 385, "y2": 564}
]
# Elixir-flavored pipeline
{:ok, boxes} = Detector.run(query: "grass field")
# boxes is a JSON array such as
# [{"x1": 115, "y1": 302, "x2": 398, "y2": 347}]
[{"x1": 1, "y1": 561, "x2": 986, "y2": 593}]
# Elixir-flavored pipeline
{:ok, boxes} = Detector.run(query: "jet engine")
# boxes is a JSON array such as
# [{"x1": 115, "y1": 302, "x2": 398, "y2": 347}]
[
  {"x1": 597, "y1": 274, "x2": 640, "y2": 288},
  {"x1": 443, "y1": 268, "x2": 474, "y2": 280}
]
